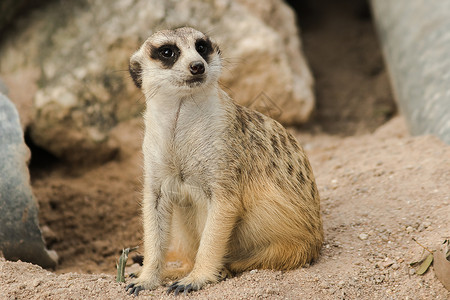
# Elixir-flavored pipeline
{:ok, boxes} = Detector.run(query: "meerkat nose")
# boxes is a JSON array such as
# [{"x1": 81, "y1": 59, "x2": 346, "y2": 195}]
[{"x1": 189, "y1": 61, "x2": 205, "y2": 75}]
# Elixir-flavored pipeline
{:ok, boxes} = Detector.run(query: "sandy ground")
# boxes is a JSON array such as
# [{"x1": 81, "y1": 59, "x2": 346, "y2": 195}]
[
  {"x1": 1, "y1": 0, "x2": 449, "y2": 299},
  {"x1": 1, "y1": 116, "x2": 449, "y2": 299}
]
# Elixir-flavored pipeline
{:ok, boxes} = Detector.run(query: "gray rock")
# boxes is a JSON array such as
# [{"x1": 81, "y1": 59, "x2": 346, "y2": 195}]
[
  {"x1": 371, "y1": 0, "x2": 450, "y2": 144},
  {"x1": 0, "y1": 0, "x2": 314, "y2": 163},
  {"x1": 0, "y1": 93, "x2": 57, "y2": 268}
]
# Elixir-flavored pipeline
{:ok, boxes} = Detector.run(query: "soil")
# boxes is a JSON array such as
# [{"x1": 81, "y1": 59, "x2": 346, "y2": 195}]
[{"x1": 1, "y1": 0, "x2": 449, "y2": 299}]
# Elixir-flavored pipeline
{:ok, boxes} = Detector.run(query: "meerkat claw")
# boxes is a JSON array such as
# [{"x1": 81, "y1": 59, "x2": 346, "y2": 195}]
[
  {"x1": 183, "y1": 284, "x2": 195, "y2": 295},
  {"x1": 126, "y1": 283, "x2": 144, "y2": 296},
  {"x1": 166, "y1": 281, "x2": 179, "y2": 295},
  {"x1": 167, "y1": 282, "x2": 198, "y2": 296}
]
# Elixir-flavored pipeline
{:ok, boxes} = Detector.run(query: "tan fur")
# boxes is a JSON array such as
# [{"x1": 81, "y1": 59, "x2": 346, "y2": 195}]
[{"x1": 127, "y1": 27, "x2": 323, "y2": 295}]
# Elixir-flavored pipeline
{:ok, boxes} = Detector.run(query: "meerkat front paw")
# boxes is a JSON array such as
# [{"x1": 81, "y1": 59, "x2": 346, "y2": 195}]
[
  {"x1": 125, "y1": 275, "x2": 159, "y2": 296},
  {"x1": 166, "y1": 268, "x2": 230, "y2": 295},
  {"x1": 166, "y1": 275, "x2": 211, "y2": 295},
  {"x1": 167, "y1": 280, "x2": 201, "y2": 296}
]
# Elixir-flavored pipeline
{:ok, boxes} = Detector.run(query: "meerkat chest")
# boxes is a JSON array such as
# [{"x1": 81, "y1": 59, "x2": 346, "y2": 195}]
[{"x1": 143, "y1": 98, "x2": 225, "y2": 202}]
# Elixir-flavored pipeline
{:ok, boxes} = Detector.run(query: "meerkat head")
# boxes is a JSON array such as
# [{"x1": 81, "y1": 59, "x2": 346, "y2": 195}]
[{"x1": 129, "y1": 27, "x2": 221, "y2": 98}]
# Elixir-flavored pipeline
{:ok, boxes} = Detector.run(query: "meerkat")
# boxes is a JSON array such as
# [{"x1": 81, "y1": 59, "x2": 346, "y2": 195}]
[{"x1": 125, "y1": 27, "x2": 323, "y2": 296}]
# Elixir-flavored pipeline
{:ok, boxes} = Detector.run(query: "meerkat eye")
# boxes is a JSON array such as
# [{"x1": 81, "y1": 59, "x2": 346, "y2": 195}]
[
  {"x1": 160, "y1": 47, "x2": 174, "y2": 58},
  {"x1": 196, "y1": 41, "x2": 207, "y2": 55}
]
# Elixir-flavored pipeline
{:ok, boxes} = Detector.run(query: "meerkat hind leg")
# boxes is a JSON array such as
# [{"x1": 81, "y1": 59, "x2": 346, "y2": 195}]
[
  {"x1": 162, "y1": 205, "x2": 198, "y2": 282},
  {"x1": 162, "y1": 265, "x2": 192, "y2": 282},
  {"x1": 162, "y1": 249, "x2": 194, "y2": 283},
  {"x1": 218, "y1": 266, "x2": 234, "y2": 280},
  {"x1": 228, "y1": 241, "x2": 311, "y2": 272}
]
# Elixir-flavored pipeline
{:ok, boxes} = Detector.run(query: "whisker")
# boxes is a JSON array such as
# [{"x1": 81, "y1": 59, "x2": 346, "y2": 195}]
[
  {"x1": 108, "y1": 69, "x2": 130, "y2": 74},
  {"x1": 134, "y1": 93, "x2": 146, "y2": 105},
  {"x1": 218, "y1": 81, "x2": 234, "y2": 96}
]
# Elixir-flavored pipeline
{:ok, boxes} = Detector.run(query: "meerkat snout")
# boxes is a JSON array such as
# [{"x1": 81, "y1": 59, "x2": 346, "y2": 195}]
[{"x1": 189, "y1": 61, "x2": 205, "y2": 75}]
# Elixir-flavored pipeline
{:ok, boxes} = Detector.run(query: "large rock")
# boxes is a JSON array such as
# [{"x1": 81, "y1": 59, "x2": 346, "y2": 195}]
[
  {"x1": 0, "y1": 0, "x2": 314, "y2": 163},
  {"x1": 371, "y1": 0, "x2": 450, "y2": 144},
  {"x1": 0, "y1": 93, "x2": 58, "y2": 269}
]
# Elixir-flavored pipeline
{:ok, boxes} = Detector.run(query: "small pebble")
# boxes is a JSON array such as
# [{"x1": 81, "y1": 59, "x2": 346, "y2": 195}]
[
  {"x1": 382, "y1": 259, "x2": 395, "y2": 269},
  {"x1": 359, "y1": 233, "x2": 369, "y2": 240}
]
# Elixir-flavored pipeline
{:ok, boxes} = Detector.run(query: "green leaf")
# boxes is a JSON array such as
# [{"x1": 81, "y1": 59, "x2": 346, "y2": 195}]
[
  {"x1": 416, "y1": 253, "x2": 433, "y2": 275},
  {"x1": 116, "y1": 246, "x2": 138, "y2": 283}
]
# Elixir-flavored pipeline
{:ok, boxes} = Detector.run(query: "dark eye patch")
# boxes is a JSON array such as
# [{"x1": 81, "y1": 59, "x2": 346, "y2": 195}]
[
  {"x1": 195, "y1": 38, "x2": 213, "y2": 62},
  {"x1": 150, "y1": 44, "x2": 180, "y2": 68}
]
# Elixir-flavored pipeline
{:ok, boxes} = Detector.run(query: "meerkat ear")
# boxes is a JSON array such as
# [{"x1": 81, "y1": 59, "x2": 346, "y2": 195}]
[{"x1": 129, "y1": 52, "x2": 143, "y2": 89}]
